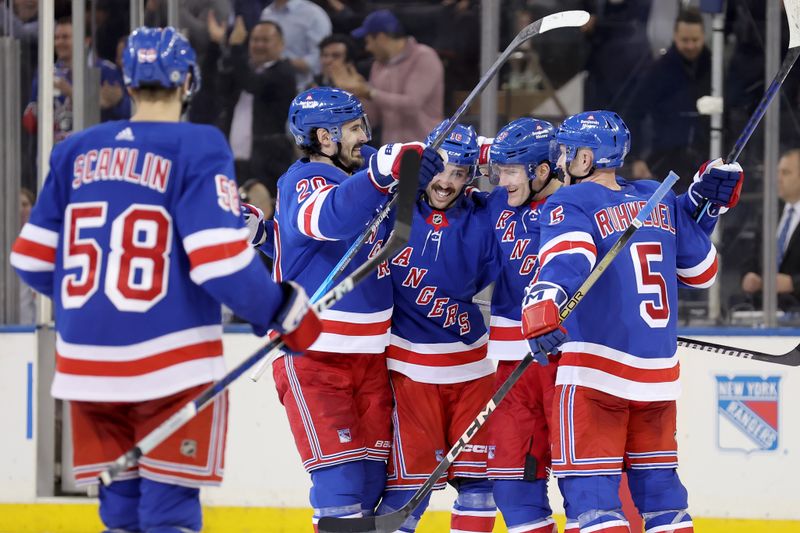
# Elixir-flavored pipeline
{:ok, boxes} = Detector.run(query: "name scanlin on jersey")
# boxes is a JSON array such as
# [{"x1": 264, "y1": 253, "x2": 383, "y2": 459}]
[
  {"x1": 11, "y1": 121, "x2": 284, "y2": 402},
  {"x1": 533, "y1": 178, "x2": 718, "y2": 401},
  {"x1": 274, "y1": 145, "x2": 395, "y2": 354},
  {"x1": 487, "y1": 188, "x2": 544, "y2": 361},
  {"x1": 388, "y1": 195, "x2": 503, "y2": 383}
]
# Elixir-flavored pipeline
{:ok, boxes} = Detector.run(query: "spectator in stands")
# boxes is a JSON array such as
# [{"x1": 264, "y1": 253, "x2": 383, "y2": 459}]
[
  {"x1": 213, "y1": 17, "x2": 296, "y2": 193},
  {"x1": 313, "y1": 0, "x2": 367, "y2": 34},
  {"x1": 260, "y1": 0, "x2": 332, "y2": 90},
  {"x1": 624, "y1": 7, "x2": 710, "y2": 192},
  {"x1": 581, "y1": 0, "x2": 652, "y2": 111},
  {"x1": 18, "y1": 187, "x2": 36, "y2": 325},
  {"x1": 334, "y1": 9, "x2": 443, "y2": 144},
  {"x1": 0, "y1": 0, "x2": 38, "y2": 41},
  {"x1": 22, "y1": 17, "x2": 129, "y2": 143},
  {"x1": 240, "y1": 179, "x2": 275, "y2": 221},
  {"x1": 312, "y1": 33, "x2": 360, "y2": 87},
  {"x1": 145, "y1": 0, "x2": 231, "y2": 123},
  {"x1": 741, "y1": 149, "x2": 800, "y2": 311}
]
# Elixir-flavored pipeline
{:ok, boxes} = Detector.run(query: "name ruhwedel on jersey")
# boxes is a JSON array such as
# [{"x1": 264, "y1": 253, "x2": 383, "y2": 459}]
[{"x1": 716, "y1": 375, "x2": 780, "y2": 453}]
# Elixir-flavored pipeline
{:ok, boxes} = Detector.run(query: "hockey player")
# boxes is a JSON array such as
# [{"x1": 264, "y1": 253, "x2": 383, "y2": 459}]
[
  {"x1": 379, "y1": 121, "x2": 503, "y2": 533},
  {"x1": 10, "y1": 27, "x2": 322, "y2": 533},
  {"x1": 266, "y1": 86, "x2": 444, "y2": 528},
  {"x1": 482, "y1": 118, "x2": 575, "y2": 533},
  {"x1": 521, "y1": 111, "x2": 743, "y2": 533}
]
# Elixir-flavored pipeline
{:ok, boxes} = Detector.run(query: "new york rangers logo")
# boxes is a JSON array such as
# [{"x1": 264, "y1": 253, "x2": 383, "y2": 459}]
[
  {"x1": 137, "y1": 48, "x2": 157, "y2": 63},
  {"x1": 716, "y1": 375, "x2": 780, "y2": 453},
  {"x1": 337, "y1": 428, "x2": 352, "y2": 443}
]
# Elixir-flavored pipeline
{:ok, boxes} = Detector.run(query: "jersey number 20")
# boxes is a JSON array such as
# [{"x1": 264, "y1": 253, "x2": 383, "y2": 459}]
[{"x1": 63, "y1": 202, "x2": 171, "y2": 312}]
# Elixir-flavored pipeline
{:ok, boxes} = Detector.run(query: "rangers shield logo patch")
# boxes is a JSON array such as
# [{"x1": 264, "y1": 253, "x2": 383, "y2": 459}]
[
  {"x1": 337, "y1": 428, "x2": 352, "y2": 443},
  {"x1": 716, "y1": 375, "x2": 780, "y2": 452}
]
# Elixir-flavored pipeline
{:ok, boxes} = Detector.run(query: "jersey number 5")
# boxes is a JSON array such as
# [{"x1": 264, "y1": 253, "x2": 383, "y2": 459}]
[
  {"x1": 629, "y1": 242, "x2": 669, "y2": 328},
  {"x1": 63, "y1": 202, "x2": 171, "y2": 312}
]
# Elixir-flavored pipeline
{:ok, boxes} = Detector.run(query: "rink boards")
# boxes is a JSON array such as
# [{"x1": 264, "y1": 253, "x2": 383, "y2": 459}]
[{"x1": 0, "y1": 326, "x2": 798, "y2": 532}]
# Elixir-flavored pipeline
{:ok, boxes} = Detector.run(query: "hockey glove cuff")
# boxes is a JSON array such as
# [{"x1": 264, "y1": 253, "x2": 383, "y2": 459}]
[
  {"x1": 477, "y1": 136, "x2": 494, "y2": 178},
  {"x1": 241, "y1": 202, "x2": 267, "y2": 247},
  {"x1": 270, "y1": 281, "x2": 323, "y2": 353}
]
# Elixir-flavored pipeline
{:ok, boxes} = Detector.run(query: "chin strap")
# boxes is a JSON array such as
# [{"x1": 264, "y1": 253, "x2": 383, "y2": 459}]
[{"x1": 567, "y1": 165, "x2": 595, "y2": 184}]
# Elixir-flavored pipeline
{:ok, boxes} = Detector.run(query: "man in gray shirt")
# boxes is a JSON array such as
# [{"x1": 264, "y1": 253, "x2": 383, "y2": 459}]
[{"x1": 261, "y1": 0, "x2": 332, "y2": 90}]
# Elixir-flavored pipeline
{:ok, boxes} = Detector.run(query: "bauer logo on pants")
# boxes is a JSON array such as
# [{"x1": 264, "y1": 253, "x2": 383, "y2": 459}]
[{"x1": 716, "y1": 375, "x2": 780, "y2": 452}]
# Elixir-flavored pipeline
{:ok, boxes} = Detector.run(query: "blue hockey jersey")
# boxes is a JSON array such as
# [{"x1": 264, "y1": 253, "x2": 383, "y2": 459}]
[
  {"x1": 486, "y1": 188, "x2": 545, "y2": 361},
  {"x1": 531, "y1": 178, "x2": 718, "y2": 401},
  {"x1": 273, "y1": 145, "x2": 395, "y2": 354},
  {"x1": 11, "y1": 120, "x2": 283, "y2": 402},
  {"x1": 387, "y1": 194, "x2": 502, "y2": 383}
]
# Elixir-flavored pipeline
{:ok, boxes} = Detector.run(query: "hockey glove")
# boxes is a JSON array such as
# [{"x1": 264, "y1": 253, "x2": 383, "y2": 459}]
[
  {"x1": 241, "y1": 202, "x2": 267, "y2": 247},
  {"x1": 369, "y1": 142, "x2": 424, "y2": 194},
  {"x1": 477, "y1": 136, "x2": 494, "y2": 178},
  {"x1": 690, "y1": 158, "x2": 744, "y2": 215},
  {"x1": 521, "y1": 282, "x2": 569, "y2": 366},
  {"x1": 522, "y1": 300, "x2": 568, "y2": 366},
  {"x1": 270, "y1": 280, "x2": 323, "y2": 353}
]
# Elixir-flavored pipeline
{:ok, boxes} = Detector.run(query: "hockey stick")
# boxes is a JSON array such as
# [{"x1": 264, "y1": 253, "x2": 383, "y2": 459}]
[
  {"x1": 695, "y1": 0, "x2": 800, "y2": 220},
  {"x1": 677, "y1": 336, "x2": 800, "y2": 366},
  {"x1": 318, "y1": 172, "x2": 680, "y2": 533},
  {"x1": 97, "y1": 151, "x2": 421, "y2": 486},
  {"x1": 249, "y1": 8, "x2": 591, "y2": 382}
]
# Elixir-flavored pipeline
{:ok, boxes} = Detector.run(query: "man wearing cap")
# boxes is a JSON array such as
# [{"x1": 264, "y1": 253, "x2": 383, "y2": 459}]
[{"x1": 331, "y1": 9, "x2": 444, "y2": 144}]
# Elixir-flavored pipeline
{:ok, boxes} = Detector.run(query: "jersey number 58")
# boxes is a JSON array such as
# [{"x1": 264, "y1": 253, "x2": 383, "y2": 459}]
[{"x1": 63, "y1": 202, "x2": 171, "y2": 312}]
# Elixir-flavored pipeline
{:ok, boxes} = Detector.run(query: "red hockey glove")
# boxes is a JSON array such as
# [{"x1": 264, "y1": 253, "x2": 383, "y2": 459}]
[
  {"x1": 477, "y1": 136, "x2": 493, "y2": 178},
  {"x1": 522, "y1": 299, "x2": 568, "y2": 366},
  {"x1": 691, "y1": 158, "x2": 744, "y2": 210},
  {"x1": 241, "y1": 202, "x2": 267, "y2": 246},
  {"x1": 270, "y1": 281, "x2": 322, "y2": 353}
]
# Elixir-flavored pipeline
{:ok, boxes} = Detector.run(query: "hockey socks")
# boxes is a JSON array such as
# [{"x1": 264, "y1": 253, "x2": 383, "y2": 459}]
[
  {"x1": 310, "y1": 462, "x2": 367, "y2": 530},
  {"x1": 361, "y1": 459, "x2": 388, "y2": 515},
  {"x1": 493, "y1": 479, "x2": 555, "y2": 533},
  {"x1": 450, "y1": 480, "x2": 497, "y2": 533},
  {"x1": 642, "y1": 510, "x2": 694, "y2": 533},
  {"x1": 376, "y1": 489, "x2": 432, "y2": 532}
]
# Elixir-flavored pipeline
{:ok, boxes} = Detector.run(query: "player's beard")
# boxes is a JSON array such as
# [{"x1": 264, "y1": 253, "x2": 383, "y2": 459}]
[{"x1": 338, "y1": 142, "x2": 365, "y2": 173}]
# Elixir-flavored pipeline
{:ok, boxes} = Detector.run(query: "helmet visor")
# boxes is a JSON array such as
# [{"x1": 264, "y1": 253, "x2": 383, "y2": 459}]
[{"x1": 489, "y1": 163, "x2": 528, "y2": 187}]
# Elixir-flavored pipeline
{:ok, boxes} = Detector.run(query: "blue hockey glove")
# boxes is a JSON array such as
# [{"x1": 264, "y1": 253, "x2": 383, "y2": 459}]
[
  {"x1": 369, "y1": 142, "x2": 433, "y2": 194},
  {"x1": 241, "y1": 202, "x2": 267, "y2": 246},
  {"x1": 690, "y1": 158, "x2": 744, "y2": 215},
  {"x1": 418, "y1": 146, "x2": 446, "y2": 190},
  {"x1": 270, "y1": 280, "x2": 323, "y2": 353}
]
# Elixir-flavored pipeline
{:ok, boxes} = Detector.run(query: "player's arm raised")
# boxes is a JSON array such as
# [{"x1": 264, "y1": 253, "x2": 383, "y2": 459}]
[
  {"x1": 175, "y1": 128, "x2": 320, "y2": 349},
  {"x1": 293, "y1": 142, "x2": 442, "y2": 242}
]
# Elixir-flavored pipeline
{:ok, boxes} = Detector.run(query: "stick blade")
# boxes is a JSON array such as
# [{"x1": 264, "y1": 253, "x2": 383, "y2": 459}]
[
  {"x1": 318, "y1": 509, "x2": 408, "y2": 533},
  {"x1": 786, "y1": 0, "x2": 800, "y2": 48},
  {"x1": 539, "y1": 10, "x2": 590, "y2": 34}
]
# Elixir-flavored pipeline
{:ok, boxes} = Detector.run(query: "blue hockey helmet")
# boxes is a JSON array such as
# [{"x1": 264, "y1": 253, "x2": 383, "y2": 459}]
[
  {"x1": 555, "y1": 110, "x2": 630, "y2": 170},
  {"x1": 425, "y1": 119, "x2": 479, "y2": 172},
  {"x1": 123, "y1": 26, "x2": 200, "y2": 96},
  {"x1": 288, "y1": 87, "x2": 371, "y2": 147},
  {"x1": 488, "y1": 118, "x2": 555, "y2": 185}
]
